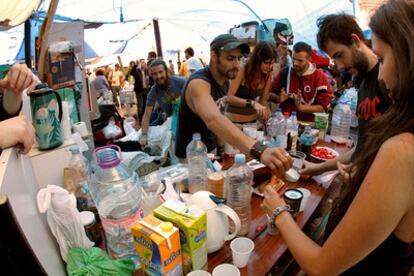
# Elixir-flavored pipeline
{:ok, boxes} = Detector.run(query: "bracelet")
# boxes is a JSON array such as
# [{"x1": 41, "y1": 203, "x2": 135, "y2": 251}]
[
  {"x1": 245, "y1": 99, "x2": 252, "y2": 108},
  {"x1": 269, "y1": 204, "x2": 291, "y2": 228},
  {"x1": 142, "y1": 133, "x2": 147, "y2": 137},
  {"x1": 249, "y1": 141, "x2": 268, "y2": 161}
]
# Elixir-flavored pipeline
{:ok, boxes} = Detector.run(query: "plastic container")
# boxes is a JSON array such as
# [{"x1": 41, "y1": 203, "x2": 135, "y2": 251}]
[
  {"x1": 330, "y1": 98, "x2": 352, "y2": 143},
  {"x1": 68, "y1": 146, "x2": 94, "y2": 212},
  {"x1": 225, "y1": 154, "x2": 253, "y2": 236},
  {"x1": 275, "y1": 109, "x2": 287, "y2": 148},
  {"x1": 79, "y1": 211, "x2": 102, "y2": 244},
  {"x1": 186, "y1": 133, "x2": 208, "y2": 193},
  {"x1": 90, "y1": 145, "x2": 142, "y2": 265},
  {"x1": 299, "y1": 126, "x2": 313, "y2": 158},
  {"x1": 286, "y1": 111, "x2": 299, "y2": 150}
]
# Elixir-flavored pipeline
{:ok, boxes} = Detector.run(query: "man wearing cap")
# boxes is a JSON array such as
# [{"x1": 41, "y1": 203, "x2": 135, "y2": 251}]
[
  {"x1": 175, "y1": 34, "x2": 292, "y2": 174},
  {"x1": 139, "y1": 59, "x2": 186, "y2": 146}
]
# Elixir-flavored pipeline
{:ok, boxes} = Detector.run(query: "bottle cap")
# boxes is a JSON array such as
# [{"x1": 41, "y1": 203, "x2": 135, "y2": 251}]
[
  {"x1": 160, "y1": 222, "x2": 174, "y2": 232},
  {"x1": 234, "y1": 153, "x2": 246, "y2": 164},
  {"x1": 70, "y1": 146, "x2": 80, "y2": 154},
  {"x1": 291, "y1": 111, "x2": 297, "y2": 116},
  {"x1": 192, "y1": 132, "x2": 201, "y2": 140},
  {"x1": 79, "y1": 211, "x2": 95, "y2": 226}
]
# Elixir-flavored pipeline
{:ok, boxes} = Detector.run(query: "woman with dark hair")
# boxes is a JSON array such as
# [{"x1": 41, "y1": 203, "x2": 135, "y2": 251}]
[
  {"x1": 225, "y1": 41, "x2": 274, "y2": 123},
  {"x1": 262, "y1": 0, "x2": 414, "y2": 274}
]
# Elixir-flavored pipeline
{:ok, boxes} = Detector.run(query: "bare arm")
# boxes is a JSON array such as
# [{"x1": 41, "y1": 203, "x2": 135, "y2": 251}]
[
  {"x1": 300, "y1": 147, "x2": 354, "y2": 176},
  {"x1": 264, "y1": 134, "x2": 414, "y2": 275},
  {"x1": 186, "y1": 79, "x2": 292, "y2": 173},
  {"x1": 186, "y1": 79, "x2": 254, "y2": 153},
  {"x1": 258, "y1": 76, "x2": 271, "y2": 106},
  {"x1": 139, "y1": 105, "x2": 154, "y2": 146},
  {"x1": 0, "y1": 64, "x2": 37, "y2": 116},
  {"x1": 298, "y1": 104, "x2": 325, "y2": 114}
]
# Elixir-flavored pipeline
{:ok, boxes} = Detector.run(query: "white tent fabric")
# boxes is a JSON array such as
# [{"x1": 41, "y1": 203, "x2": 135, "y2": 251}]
[
  {"x1": 41, "y1": 0, "x2": 356, "y2": 55},
  {"x1": 0, "y1": 0, "x2": 361, "y2": 63},
  {"x1": 0, "y1": 0, "x2": 41, "y2": 30}
]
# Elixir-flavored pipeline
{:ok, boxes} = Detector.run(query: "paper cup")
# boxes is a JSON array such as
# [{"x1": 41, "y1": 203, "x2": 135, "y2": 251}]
[
  {"x1": 187, "y1": 270, "x2": 212, "y2": 276},
  {"x1": 230, "y1": 237, "x2": 255, "y2": 268},
  {"x1": 297, "y1": 188, "x2": 311, "y2": 212},
  {"x1": 212, "y1": 264, "x2": 240, "y2": 276}
]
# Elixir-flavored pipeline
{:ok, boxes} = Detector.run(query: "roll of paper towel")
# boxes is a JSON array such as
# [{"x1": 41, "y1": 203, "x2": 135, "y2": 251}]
[{"x1": 73, "y1": 121, "x2": 88, "y2": 137}]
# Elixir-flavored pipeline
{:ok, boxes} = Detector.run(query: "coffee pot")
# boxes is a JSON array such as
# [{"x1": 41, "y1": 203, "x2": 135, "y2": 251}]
[
  {"x1": 30, "y1": 83, "x2": 63, "y2": 150},
  {"x1": 181, "y1": 191, "x2": 241, "y2": 253}
]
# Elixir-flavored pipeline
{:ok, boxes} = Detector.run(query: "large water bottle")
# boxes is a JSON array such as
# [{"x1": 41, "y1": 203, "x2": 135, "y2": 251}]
[
  {"x1": 225, "y1": 154, "x2": 253, "y2": 236},
  {"x1": 331, "y1": 97, "x2": 353, "y2": 143},
  {"x1": 275, "y1": 110, "x2": 287, "y2": 148},
  {"x1": 68, "y1": 146, "x2": 95, "y2": 212},
  {"x1": 186, "y1": 133, "x2": 208, "y2": 193},
  {"x1": 90, "y1": 145, "x2": 142, "y2": 265},
  {"x1": 287, "y1": 111, "x2": 299, "y2": 151}
]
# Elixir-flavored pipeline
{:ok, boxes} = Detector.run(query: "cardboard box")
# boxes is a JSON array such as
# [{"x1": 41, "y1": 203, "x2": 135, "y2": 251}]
[
  {"x1": 154, "y1": 199, "x2": 207, "y2": 274},
  {"x1": 132, "y1": 215, "x2": 183, "y2": 275}
]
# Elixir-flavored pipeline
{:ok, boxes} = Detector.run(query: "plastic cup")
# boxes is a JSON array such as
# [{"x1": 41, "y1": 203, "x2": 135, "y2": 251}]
[
  {"x1": 187, "y1": 270, "x2": 212, "y2": 276},
  {"x1": 212, "y1": 264, "x2": 240, "y2": 276},
  {"x1": 256, "y1": 130, "x2": 264, "y2": 141},
  {"x1": 230, "y1": 237, "x2": 255, "y2": 268},
  {"x1": 297, "y1": 188, "x2": 311, "y2": 212},
  {"x1": 288, "y1": 151, "x2": 306, "y2": 171}
]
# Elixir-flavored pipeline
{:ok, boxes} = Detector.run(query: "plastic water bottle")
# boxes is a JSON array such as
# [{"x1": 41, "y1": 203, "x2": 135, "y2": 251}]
[
  {"x1": 90, "y1": 145, "x2": 142, "y2": 265},
  {"x1": 286, "y1": 111, "x2": 299, "y2": 151},
  {"x1": 225, "y1": 154, "x2": 253, "y2": 236},
  {"x1": 300, "y1": 126, "x2": 313, "y2": 158},
  {"x1": 68, "y1": 146, "x2": 95, "y2": 212},
  {"x1": 331, "y1": 97, "x2": 352, "y2": 143},
  {"x1": 275, "y1": 110, "x2": 287, "y2": 148},
  {"x1": 186, "y1": 133, "x2": 208, "y2": 193}
]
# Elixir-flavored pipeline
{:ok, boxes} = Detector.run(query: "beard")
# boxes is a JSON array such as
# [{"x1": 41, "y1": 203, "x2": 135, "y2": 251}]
[
  {"x1": 156, "y1": 77, "x2": 168, "y2": 90},
  {"x1": 216, "y1": 58, "x2": 239, "y2": 79},
  {"x1": 350, "y1": 48, "x2": 369, "y2": 77}
]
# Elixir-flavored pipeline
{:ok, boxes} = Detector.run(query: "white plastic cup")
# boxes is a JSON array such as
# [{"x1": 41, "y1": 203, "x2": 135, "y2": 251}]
[
  {"x1": 297, "y1": 188, "x2": 311, "y2": 212},
  {"x1": 256, "y1": 130, "x2": 264, "y2": 141},
  {"x1": 230, "y1": 237, "x2": 255, "y2": 268},
  {"x1": 187, "y1": 270, "x2": 212, "y2": 276},
  {"x1": 212, "y1": 264, "x2": 240, "y2": 276}
]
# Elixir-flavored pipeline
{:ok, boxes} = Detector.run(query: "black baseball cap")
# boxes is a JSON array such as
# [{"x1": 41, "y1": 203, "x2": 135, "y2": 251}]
[{"x1": 210, "y1": 34, "x2": 250, "y2": 55}]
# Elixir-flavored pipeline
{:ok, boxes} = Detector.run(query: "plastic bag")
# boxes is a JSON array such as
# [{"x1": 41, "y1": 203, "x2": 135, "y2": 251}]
[
  {"x1": 102, "y1": 118, "x2": 123, "y2": 139},
  {"x1": 66, "y1": 247, "x2": 135, "y2": 276},
  {"x1": 123, "y1": 117, "x2": 136, "y2": 136},
  {"x1": 37, "y1": 185, "x2": 94, "y2": 261}
]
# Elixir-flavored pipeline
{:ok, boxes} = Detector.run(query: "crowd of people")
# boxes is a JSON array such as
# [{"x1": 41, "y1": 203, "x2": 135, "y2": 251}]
[{"x1": 1, "y1": 0, "x2": 413, "y2": 274}]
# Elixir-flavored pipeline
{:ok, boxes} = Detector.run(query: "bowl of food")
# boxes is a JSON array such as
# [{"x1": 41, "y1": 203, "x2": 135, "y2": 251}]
[{"x1": 310, "y1": 146, "x2": 339, "y2": 162}]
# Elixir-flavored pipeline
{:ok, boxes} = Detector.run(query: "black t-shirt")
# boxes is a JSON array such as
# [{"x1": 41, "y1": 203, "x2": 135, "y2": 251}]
[
  {"x1": 175, "y1": 67, "x2": 229, "y2": 158},
  {"x1": 353, "y1": 63, "x2": 391, "y2": 160}
]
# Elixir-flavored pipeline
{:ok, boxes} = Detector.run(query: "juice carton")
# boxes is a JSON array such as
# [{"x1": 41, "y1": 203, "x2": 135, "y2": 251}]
[
  {"x1": 154, "y1": 199, "x2": 207, "y2": 274},
  {"x1": 132, "y1": 215, "x2": 183, "y2": 275}
]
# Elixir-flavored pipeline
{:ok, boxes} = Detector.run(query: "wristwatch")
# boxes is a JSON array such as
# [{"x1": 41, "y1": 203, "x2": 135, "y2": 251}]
[
  {"x1": 269, "y1": 204, "x2": 291, "y2": 229},
  {"x1": 246, "y1": 99, "x2": 255, "y2": 108},
  {"x1": 249, "y1": 141, "x2": 268, "y2": 161}
]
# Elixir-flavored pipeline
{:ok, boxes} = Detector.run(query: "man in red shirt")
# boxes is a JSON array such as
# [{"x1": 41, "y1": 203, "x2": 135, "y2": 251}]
[{"x1": 272, "y1": 42, "x2": 332, "y2": 122}]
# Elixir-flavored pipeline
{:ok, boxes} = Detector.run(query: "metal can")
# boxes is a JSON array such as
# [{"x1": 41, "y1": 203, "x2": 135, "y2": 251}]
[{"x1": 283, "y1": 189, "x2": 303, "y2": 218}]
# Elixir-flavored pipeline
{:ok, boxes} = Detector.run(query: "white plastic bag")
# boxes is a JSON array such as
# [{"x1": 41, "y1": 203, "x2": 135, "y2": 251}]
[
  {"x1": 102, "y1": 118, "x2": 122, "y2": 139},
  {"x1": 37, "y1": 185, "x2": 94, "y2": 262}
]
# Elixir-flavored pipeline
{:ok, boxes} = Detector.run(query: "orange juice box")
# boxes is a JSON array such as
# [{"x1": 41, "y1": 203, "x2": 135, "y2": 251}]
[
  {"x1": 132, "y1": 215, "x2": 183, "y2": 275},
  {"x1": 153, "y1": 199, "x2": 207, "y2": 274}
]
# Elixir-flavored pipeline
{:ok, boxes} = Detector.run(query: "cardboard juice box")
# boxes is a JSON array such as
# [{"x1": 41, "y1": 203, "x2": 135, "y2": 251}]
[
  {"x1": 154, "y1": 199, "x2": 207, "y2": 274},
  {"x1": 132, "y1": 215, "x2": 183, "y2": 276}
]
